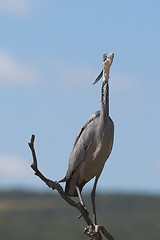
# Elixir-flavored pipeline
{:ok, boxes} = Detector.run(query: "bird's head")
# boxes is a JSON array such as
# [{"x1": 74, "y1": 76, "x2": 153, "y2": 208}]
[
  {"x1": 103, "y1": 53, "x2": 114, "y2": 74},
  {"x1": 93, "y1": 52, "x2": 114, "y2": 85}
]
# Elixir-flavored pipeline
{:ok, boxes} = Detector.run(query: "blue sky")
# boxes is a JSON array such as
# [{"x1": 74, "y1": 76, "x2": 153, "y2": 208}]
[{"x1": 0, "y1": 0, "x2": 160, "y2": 194}]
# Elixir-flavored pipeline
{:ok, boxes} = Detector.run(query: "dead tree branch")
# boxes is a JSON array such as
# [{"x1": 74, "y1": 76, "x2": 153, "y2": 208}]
[{"x1": 28, "y1": 134, "x2": 115, "y2": 240}]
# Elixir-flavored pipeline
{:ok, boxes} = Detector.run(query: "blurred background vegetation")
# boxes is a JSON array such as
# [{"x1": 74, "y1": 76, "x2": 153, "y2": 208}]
[{"x1": 0, "y1": 190, "x2": 160, "y2": 240}]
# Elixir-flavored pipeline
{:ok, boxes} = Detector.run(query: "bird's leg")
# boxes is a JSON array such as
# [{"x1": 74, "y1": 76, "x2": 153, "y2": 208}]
[
  {"x1": 76, "y1": 186, "x2": 88, "y2": 219},
  {"x1": 91, "y1": 177, "x2": 98, "y2": 225},
  {"x1": 76, "y1": 186, "x2": 85, "y2": 206}
]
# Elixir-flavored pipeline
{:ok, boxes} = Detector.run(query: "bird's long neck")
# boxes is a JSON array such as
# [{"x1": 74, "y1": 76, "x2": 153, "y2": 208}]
[{"x1": 101, "y1": 75, "x2": 109, "y2": 120}]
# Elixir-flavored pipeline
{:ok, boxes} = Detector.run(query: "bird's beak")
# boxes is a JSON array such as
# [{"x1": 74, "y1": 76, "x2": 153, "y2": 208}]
[{"x1": 92, "y1": 70, "x2": 103, "y2": 85}]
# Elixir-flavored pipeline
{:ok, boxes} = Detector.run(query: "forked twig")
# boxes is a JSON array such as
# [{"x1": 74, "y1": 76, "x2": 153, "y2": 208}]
[{"x1": 28, "y1": 134, "x2": 115, "y2": 240}]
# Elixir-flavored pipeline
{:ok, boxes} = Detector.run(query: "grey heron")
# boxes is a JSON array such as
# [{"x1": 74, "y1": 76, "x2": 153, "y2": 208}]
[{"x1": 60, "y1": 53, "x2": 114, "y2": 224}]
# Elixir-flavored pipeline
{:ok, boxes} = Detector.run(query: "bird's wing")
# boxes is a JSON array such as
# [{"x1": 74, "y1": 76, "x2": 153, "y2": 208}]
[
  {"x1": 73, "y1": 110, "x2": 100, "y2": 148},
  {"x1": 66, "y1": 110, "x2": 100, "y2": 179}
]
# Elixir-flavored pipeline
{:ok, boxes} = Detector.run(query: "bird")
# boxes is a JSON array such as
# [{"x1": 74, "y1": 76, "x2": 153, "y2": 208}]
[{"x1": 60, "y1": 53, "x2": 114, "y2": 225}]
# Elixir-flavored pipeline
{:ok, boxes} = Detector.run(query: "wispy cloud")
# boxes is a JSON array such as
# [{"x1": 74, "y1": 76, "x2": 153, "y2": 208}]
[
  {"x1": 0, "y1": 0, "x2": 29, "y2": 15},
  {"x1": 53, "y1": 61, "x2": 94, "y2": 86},
  {"x1": 48, "y1": 59, "x2": 99, "y2": 88},
  {"x1": 0, "y1": 155, "x2": 35, "y2": 186},
  {"x1": 49, "y1": 59, "x2": 135, "y2": 92},
  {"x1": 0, "y1": 50, "x2": 39, "y2": 85}
]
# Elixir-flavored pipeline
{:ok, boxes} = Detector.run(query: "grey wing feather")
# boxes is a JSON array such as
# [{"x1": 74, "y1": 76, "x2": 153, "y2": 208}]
[
  {"x1": 73, "y1": 110, "x2": 100, "y2": 148},
  {"x1": 66, "y1": 110, "x2": 100, "y2": 179}
]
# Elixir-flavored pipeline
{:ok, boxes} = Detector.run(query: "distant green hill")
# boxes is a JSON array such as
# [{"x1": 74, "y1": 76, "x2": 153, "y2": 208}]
[{"x1": 0, "y1": 191, "x2": 160, "y2": 240}]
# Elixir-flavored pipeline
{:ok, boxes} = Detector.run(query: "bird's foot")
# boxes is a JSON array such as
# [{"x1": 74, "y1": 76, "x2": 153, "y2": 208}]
[
  {"x1": 84, "y1": 225, "x2": 102, "y2": 240},
  {"x1": 84, "y1": 224, "x2": 115, "y2": 240}
]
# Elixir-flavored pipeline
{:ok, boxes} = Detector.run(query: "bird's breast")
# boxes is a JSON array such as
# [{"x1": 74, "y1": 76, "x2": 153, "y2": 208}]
[{"x1": 79, "y1": 118, "x2": 114, "y2": 181}]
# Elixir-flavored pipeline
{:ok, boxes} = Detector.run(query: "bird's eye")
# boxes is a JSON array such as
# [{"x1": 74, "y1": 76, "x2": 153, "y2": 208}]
[{"x1": 103, "y1": 53, "x2": 108, "y2": 62}]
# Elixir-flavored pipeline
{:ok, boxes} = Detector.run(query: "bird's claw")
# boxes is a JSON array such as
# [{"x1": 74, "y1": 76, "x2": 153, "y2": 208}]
[{"x1": 84, "y1": 224, "x2": 103, "y2": 240}]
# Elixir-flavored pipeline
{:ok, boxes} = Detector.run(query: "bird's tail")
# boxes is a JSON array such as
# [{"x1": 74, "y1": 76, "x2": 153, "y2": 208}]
[{"x1": 58, "y1": 176, "x2": 66, "y2": 183}]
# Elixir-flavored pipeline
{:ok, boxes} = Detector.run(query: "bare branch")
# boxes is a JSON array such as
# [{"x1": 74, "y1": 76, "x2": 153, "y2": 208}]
[
  {"x1": 99, "y1": 226, "x2": 114, "y2": 240},
  {"x1": 28, "y1": 134, "x2": 92, "y2": 225},
  {"x1": 28, "y1": 134, "x2": 115, "y2": 240}
]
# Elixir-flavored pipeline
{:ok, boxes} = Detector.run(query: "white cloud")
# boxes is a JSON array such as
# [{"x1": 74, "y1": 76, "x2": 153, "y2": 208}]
[
  {"x1": 49, "y1": 59, "x2": 97, "y2": 87},
  {"x1": 0, "y1": 0, "x2": 29, "y2": 15},
  {"x1": 0, "y1": 155, "x2": 35, "y2": 186},
  {"x1": 48, "y1": 59, "x2": 135, "y2": 91},
  {"x1": 0, "y1": 50, "x2": 39, "y2": 85},
  {"x1": 0, "y1": 155, "x2": 28, "y2": 177}
]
